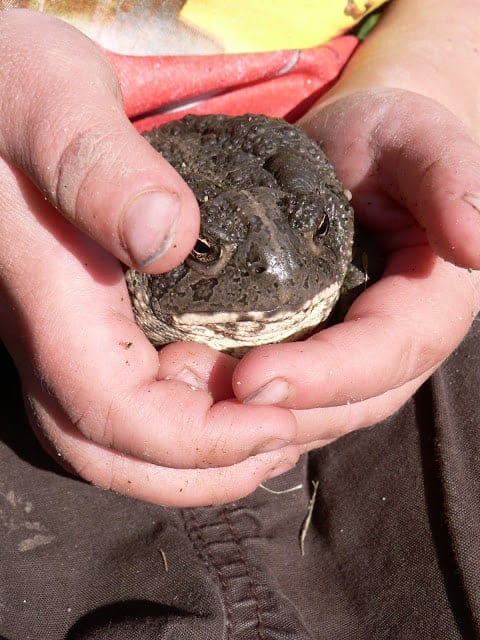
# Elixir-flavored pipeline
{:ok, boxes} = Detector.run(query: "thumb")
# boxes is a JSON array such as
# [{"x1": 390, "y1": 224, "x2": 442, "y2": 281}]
[{"x1": 0, "y1": 9, "x2": 199, "y2": 272}]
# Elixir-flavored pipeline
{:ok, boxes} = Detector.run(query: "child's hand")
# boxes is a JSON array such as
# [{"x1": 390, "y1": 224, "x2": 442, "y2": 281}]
[
  {"x1": 230, "y1": 0, "x2": 480, "y2": 448},
  {"x1": 0, "y1": 10, "x2": 300, "y2": 506},
  {"x1": 232, "y1": 88, "x2": 480, "y2": 447}
]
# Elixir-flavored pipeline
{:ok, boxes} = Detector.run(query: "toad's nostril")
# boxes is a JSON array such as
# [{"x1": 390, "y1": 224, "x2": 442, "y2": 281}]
[
  {"x1": 246, "y1": 259, "x2": 268, "y2": 275},
  {"x1": 254, "y1": 265, "x2": 267, "y2": 274}
]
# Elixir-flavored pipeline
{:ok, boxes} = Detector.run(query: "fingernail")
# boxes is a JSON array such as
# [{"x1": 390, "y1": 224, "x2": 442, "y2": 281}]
[
  {"x1": 251, "y1": 438, "x2": 291, "y2": 455},
  {"x1": 463, "y1": 192, "x2": 480, "y2": 213},
  {"x1": 122, "y1": 190, "x2": 180, "y2": 268},
  {"x1": 244, "y1": 378, "x2": 291, "y2": 405},
  {"x1": 164, "y1": 367, "x2": 207, "y2": 392},
  {"x1": 263, "y1": 459, "x2": 297, "y2": 481}
]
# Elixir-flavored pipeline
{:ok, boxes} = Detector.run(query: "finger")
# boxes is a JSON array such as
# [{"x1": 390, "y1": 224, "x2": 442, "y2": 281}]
[
  {"x1": 234, "y1": 246, "x2": 480, "y2": 410},
  {"x1": 157, "y1": 342, "x2": 238, "y2": 403},
  {"x1": 0, "y1": 166, "x2": 297, "y2": 469},
  {"x1": 25, "y1": 379, "x2": 300, "y2": 508},
  {"x1": 293, "y1": 366, "x2": 436, "y2": 445},
  {"x1": 302, "y1": 89, "x2": 480, "y2": 269},
  {"x1": 0, "y1": 9, "x2": 199, "y2": 272}
]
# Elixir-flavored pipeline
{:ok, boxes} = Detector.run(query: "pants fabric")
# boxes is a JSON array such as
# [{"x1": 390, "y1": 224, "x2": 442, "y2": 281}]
[{"x1": 1, "y1": 316, "x2": 480, "y2": 639}]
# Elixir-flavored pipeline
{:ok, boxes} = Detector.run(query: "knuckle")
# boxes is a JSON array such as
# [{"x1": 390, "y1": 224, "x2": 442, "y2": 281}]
[
  {"x1": 51, "y1": 125, "x2": 129, "y2": 226},
  {"x1": 52, "y1": 128, "x2": 106, "y2": 217}
]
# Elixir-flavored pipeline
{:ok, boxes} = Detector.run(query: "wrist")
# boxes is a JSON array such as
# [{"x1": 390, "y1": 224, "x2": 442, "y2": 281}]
[{"x1": 319, "y1": 0, "x2": 480, "y2": 138}]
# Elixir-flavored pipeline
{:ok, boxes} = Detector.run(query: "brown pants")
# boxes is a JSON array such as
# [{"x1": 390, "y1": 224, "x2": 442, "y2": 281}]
[{"x1": 1, "y1": 318, "x2": 480, "y2": 639}]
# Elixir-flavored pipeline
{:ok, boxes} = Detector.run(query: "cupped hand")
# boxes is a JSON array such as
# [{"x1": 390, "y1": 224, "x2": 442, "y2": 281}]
[
  {"x1": 231, "y1": 89, "x2": 480, "y2": 446},
  {"x1": 0, "y1": 9, "x2": 300, "y2": 506}
]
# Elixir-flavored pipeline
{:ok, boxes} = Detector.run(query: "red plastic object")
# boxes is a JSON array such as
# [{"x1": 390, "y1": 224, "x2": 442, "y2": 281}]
[{"x1": 105, "y1": 36, "x2": 358, "y2": 130}]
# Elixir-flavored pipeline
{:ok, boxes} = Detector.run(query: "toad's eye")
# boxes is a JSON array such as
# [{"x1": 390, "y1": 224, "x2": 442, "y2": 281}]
[
  {"x1": 314, "y1": 213, "x2": 330, "y2": 242},
  {"x1": 189, "y1": 237, "x2": 221, "y2": 263}
]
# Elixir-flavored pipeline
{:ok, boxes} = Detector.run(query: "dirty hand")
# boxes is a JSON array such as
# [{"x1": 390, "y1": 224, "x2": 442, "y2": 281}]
[
  {"x1": 234, "y1": 88, "x2": 480, "y2": 447},
  {"x1": 232, "y1": 0, "x2": 480, "y2": 446},
  {"x1": 0, "y1": 9, "x2": 300, "y2": 507}
]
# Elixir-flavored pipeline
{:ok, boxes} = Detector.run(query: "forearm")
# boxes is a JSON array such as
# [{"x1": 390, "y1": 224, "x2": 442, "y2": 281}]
[{"x1": 323, "y1": 0, "x2": 480, "y2": 137}]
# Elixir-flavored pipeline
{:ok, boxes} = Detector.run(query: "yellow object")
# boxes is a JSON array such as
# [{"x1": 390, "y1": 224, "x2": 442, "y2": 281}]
[{"x1": 180, "y1": 0, "x2": 387, "y2": 53}]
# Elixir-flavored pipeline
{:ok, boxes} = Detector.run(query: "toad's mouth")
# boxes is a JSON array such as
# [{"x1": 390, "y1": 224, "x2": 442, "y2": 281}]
[{"x1": 129, "y1": 281, "x2": 341, "y2": 355}]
